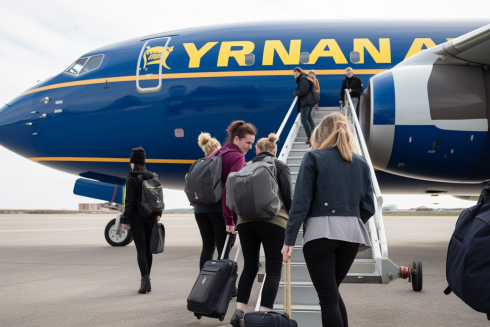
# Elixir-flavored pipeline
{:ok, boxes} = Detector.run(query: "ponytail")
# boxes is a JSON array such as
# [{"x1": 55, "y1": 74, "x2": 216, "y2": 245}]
[
  {"x1": 226, "y1": 120, "x2": 256, "y2": 143},
  {"x1": 256, "y1": 133, "x2": 279, "y2": 154}
]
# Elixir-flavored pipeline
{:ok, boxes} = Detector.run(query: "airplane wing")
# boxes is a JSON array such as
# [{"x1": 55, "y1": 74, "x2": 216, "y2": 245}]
[{"x1": 435, "y1": 23, "x2": 490, "y2": 65}]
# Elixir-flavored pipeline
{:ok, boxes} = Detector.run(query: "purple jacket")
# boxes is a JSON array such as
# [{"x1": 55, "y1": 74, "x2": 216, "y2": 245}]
[{"x1": 212, "y1": 142, "x2": 245, "y2": 226}]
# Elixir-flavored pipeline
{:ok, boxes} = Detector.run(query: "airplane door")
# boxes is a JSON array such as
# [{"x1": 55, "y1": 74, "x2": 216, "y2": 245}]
[{"x1": 136, "y1": 37, "x2": 172, "y2": 93}]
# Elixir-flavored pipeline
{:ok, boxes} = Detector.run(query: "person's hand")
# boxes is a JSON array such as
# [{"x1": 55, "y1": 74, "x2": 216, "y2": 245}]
[
  {"x1": 121, "y1": 223, "x2": 131, "y2": 230},
  {"x1": 339, "y1": 100, "x2": 343, "y2": 104},
  {"x1": 157, "y1": 216, "x2": 161, "y2": 223},
  {"x1": 281, "y1": 245, "x2": 293, "y2": 262},
  {"x1": 349, "y1": 89, "x2": 352, "y2": 93},
  {"x1": 226, "y1": 225, "x2": 236, "y2": 234}
]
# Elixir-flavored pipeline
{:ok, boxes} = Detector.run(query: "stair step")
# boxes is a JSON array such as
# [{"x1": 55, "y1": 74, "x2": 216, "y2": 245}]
[
  {"x1": 287, "y1": 156, "x2": 306, "y2": 165},
  {"x1": 292, "y1": 142, "x2": 310, "y2": 150}
]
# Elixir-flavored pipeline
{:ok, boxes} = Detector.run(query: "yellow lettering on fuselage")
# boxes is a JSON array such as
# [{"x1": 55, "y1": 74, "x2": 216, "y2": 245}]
[
  {"x1": 353, "y1": 38, "x2": 391, "y2": 63},
  {"x1": 217, "y1": 41, "x2": 255, "y2": 67},
  {"x1": 183, "y1": 42, "x2": 218, "y2": 68},
  {"x1": 262, "y1": 40, "x2": 301, "y2": 65},
  {"x1": 404, "y1": 38, "x2": 437, "y2": 59},
  {"x1": 308, "y1": 39, "x2": 348, "y2": 64}
]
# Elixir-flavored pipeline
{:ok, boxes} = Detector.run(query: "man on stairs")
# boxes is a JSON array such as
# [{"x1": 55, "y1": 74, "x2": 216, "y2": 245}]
[{"x1": 339, "y1": 67, "x2": 363, "y2": 110}]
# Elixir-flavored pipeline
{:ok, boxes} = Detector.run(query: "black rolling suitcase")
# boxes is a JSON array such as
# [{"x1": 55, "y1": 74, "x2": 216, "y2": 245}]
[{"x1": 187, "y1": 233, "x2": 238, "y2": 321}]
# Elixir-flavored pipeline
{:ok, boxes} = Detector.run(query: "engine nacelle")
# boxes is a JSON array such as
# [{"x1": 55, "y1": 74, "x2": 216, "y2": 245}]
[{"x1": 360, "y1": 60, "x2": 490, "y2": 184}]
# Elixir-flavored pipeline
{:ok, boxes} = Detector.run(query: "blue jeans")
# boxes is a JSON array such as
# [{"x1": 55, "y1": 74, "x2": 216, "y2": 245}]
[{"x1": 301, "y1": 105, "x2": 315, "y2": 139}]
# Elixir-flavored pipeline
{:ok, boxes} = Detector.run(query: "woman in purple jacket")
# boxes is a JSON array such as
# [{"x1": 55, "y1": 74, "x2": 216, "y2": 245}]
[{"x1": 193, "y1": 121, "x2": 256, "y2": 271}]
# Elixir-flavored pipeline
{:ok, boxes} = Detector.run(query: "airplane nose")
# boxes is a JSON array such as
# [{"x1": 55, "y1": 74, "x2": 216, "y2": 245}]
[{"x1": 0, "y1": 95, "x2": 36, "y2": 158}]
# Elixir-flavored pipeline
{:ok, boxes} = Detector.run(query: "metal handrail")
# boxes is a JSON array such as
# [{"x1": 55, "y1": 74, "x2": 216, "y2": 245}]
[
  {"x1": 344, "y1": 90, "x2": 389, "y2": 259},
  {"x1": 276, "y1": 97, "x2": 298, "y2": 139}
]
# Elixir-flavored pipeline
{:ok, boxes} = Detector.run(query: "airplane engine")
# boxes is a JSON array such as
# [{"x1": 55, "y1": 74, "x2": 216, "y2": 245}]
[{"x1": 360, "y1": 62, "x2": 490, "y2": 186}]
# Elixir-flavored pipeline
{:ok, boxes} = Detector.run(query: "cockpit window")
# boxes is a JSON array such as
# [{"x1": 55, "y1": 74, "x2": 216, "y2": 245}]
[
  {"x1": 65, "y1": 58, "x2": 88, "y2": 75},
  {"x1": 80, "y1": 55, "x2": 104, "y2": 74},
  {"x1": 64, "y1": 54, "x2": 104, "y2": 76}
]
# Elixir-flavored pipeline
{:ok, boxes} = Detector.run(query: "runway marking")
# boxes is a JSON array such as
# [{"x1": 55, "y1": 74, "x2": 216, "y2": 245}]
[
  {"x1": 0, "y1": 225, "x2": 197, "y2": 233},
  {"x1": 20, "y1": 69, "x2": 387, "y2": 96}
]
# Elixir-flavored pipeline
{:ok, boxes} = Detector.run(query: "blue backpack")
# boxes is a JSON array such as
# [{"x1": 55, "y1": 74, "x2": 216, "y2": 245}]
[{"x1": 445, "y1": 185, "x2": 490, "y2": 320}]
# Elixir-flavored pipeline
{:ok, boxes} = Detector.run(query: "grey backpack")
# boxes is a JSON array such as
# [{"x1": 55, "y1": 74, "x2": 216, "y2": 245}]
[
  {"x1": 226, "y1": 156, "x2": 282, "y2": 220},
  {"x1": 185, "y1": 148, "x2": 235, "y2": 205},
  {"x1": 138, "y1": 173, "x2": 164, "y2": 218}
]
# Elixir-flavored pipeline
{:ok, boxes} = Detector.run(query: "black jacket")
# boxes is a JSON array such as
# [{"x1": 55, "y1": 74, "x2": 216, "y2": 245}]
[
  {"x1": 294, "y1": 73, "x2": 314, "y2": 113},
  {"x1": 121, "y1": 171, "x2": 163, "y2": 224},
  {"x1": 339, "y1": 75, "x2": 363, "y2": 100},
  {"x1": 251, "y1": 152, "x2": 293, "y2": 212},
  {"x1": 284, "y1": 148, "x2": 375, "y2": 246}
]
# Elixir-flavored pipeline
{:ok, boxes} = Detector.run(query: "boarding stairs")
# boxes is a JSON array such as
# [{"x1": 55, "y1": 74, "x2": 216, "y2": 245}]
[{"x1": 254, "y1": 92, "x2": 420, "y2": 326}]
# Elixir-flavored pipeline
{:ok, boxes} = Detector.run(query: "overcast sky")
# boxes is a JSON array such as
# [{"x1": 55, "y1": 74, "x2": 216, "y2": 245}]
[{"x1": 0, "y1": 0, "x2": 489, "y2": 210}]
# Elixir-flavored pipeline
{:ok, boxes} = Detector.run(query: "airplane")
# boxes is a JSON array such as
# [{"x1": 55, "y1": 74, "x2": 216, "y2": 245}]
[{"x1": 1, "y1": 20, "x2": 490, "y2": 246}]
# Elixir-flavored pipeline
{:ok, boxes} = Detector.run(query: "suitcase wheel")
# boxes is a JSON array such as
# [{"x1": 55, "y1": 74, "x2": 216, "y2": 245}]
[
  {"x1": 194, "y1": 313, "x2": 202, "y2": 320},
  {"x1": 219, "y1": 314, "x2": 225, "y2": 321}
]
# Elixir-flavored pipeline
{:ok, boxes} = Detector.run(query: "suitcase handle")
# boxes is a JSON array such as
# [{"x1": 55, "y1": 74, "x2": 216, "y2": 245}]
[{"x1": 284, "y1": 260, "x2": 292, "y2": 318}]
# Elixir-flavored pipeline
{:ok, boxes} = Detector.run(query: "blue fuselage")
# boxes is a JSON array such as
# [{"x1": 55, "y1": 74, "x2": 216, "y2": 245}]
[{"x1": 0, "y1": 21, "x2": 488, "y2": 193}]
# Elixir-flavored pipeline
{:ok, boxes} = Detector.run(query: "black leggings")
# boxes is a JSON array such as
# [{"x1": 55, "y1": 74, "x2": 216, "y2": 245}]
[
  {"x1": 236, "y1": 222, "x2": 285, "y2": 309},
  {"x1": 131, "y1": 216, "x2": 156, "y2": 277},
  {"x1": 194, "y1": 212, "x2": 236, "y2": 270},
  {"x1": 303, "y1": 238, "x2": 359, "y2": 327}
]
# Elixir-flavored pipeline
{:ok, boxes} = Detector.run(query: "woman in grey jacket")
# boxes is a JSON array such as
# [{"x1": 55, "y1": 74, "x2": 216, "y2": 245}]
[{"x1": 282, "y1": 112, "x2": 375, "y2": 327}]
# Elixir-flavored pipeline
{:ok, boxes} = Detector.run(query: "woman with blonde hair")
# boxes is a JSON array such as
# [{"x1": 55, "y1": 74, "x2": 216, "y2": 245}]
[
  {"x1": 282, "y1": 112, "x2": 375, "y2": 327},
  {"x1": 229, "y1": 133, "x2": 293, "y2": 327},
  {"x1": 198, "y1": 132, "x2": 221, "y2": 157}
]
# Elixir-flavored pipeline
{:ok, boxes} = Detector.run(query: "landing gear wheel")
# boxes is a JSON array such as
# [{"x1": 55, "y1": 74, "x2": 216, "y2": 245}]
[
  {"x1": 104, "y1": 218, "x2": 133, "y2": 246},
  {"x1": 411, "y1": 261, "x2": 423, "y2": 292},
  {"x1": 219, "y1": 314, "x2": 225, "y2": 321},
  {"x1": 194, "y1": 313, "x2": 202, "y2": 320}
]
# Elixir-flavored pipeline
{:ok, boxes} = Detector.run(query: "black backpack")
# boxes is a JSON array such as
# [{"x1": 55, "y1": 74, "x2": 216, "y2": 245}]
[
  {"x1": 138, "y1": 173, "x2": 164, "y2": 217},
  {"x1": 184, "y1": 148, "x2": 236, "y2": 205},
  {"x1": 445, "y1": 184, "x2": 490, "y2": 320}
]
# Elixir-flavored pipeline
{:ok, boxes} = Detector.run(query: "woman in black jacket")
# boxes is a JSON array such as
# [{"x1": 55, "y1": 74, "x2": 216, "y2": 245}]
[
  {"x1": 293, "y1": 67, "x2": 316, "y2": 145},
  {"x1": 230, "y1": 133, "x2": 293, "y2": 327},
  {"x1": 121, "y1": 147, "x2": 162, "y2": 294},
  {"x1": 282, "y1": 113, "x2": 375, "y2": 327}
]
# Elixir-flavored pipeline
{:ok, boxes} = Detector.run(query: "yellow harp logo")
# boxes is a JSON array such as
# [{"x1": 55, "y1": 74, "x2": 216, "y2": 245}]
[{"x1": 142, "y1": 46, "x2": 174, "y2": 70}]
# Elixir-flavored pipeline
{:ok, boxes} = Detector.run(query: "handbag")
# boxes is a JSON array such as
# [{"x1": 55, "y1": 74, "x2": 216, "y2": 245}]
[{"x1": 150, "y1": 223, "x2": 165, "y2": 254}]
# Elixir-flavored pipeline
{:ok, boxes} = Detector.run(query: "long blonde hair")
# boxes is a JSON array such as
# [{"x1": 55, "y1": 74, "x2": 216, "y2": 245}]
[
  {"x1": 256, "y1": 133, "x2": 278, "y2": 154},
  {"x1": 198, "y1": 132, "x2": 221, "y2": 157},
  {"x1": 311, "y1": 112, "x2": 357, "y2": 162}
]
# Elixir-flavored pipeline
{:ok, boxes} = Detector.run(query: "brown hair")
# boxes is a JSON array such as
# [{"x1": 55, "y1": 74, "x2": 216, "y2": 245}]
[
  {"x1": 311, "y1": 112, "x2": 357, "y2": 162},
  {"x1": 293, "y1": 67, "x2": 303, "y2": 73},
  {"x1": 131, "y1": 147, "x2": 147, "y2": 171},
  {"x1": 256, "y1": 133, "x2": 278, "y2": 154},
  {"x1": 198, "y1": 132, "x2": 221, "y2": 156},
  {"x1": 226, "y1": 120, "x2": 256, "y2": 143}
]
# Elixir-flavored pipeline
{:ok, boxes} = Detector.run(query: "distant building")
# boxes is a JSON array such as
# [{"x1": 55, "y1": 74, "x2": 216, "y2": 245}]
[
  {"x1": 382, "y1": 204, "x2": 398, "y2": 212},
  {"x1": 79, "y1": 203, "x2": 108, "y2": 211},
  {"x1": 415, "y1": 206, "x2": 432, "y2": 211}
]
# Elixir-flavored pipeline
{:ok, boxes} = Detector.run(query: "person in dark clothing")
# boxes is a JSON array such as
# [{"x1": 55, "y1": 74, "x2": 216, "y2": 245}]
[
  {"x1": 121, "y1": 147, "x2": 162, "y2": 294},
  {"x1": 282, "y1": 113, "x2": 375, "y2": 327},
  {"x1": 230, "y1": 133, "x2": 293, "y2": 327},
  {"x1": 293, "y1": 67, "x2": 316, "y2": 145},
  {"x1": 339, "y1": 67, "x2": 363, "y2": 110},
  {"x1": 193, "y1": 132, "x2": 223, "y2": 269}
]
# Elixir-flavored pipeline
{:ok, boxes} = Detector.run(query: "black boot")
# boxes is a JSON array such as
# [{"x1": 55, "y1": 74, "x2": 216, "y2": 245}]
[
  {"x1": 230, "y1": 309, "x2": 244, "y2": 327},
  {"x1": 138, "y1": 274, "x2": 151, "y2": 294}
]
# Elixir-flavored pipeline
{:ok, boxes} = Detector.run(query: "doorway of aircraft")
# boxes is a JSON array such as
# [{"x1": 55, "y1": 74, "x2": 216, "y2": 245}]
[{"x1": 136, "y1": 37, "x2": 172, "y2": 93}]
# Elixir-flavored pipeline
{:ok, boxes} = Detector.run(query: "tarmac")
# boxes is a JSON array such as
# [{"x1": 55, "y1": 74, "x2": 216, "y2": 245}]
[{"x1": 0, "y1": 213, "x2": 488, "y2": 327}]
